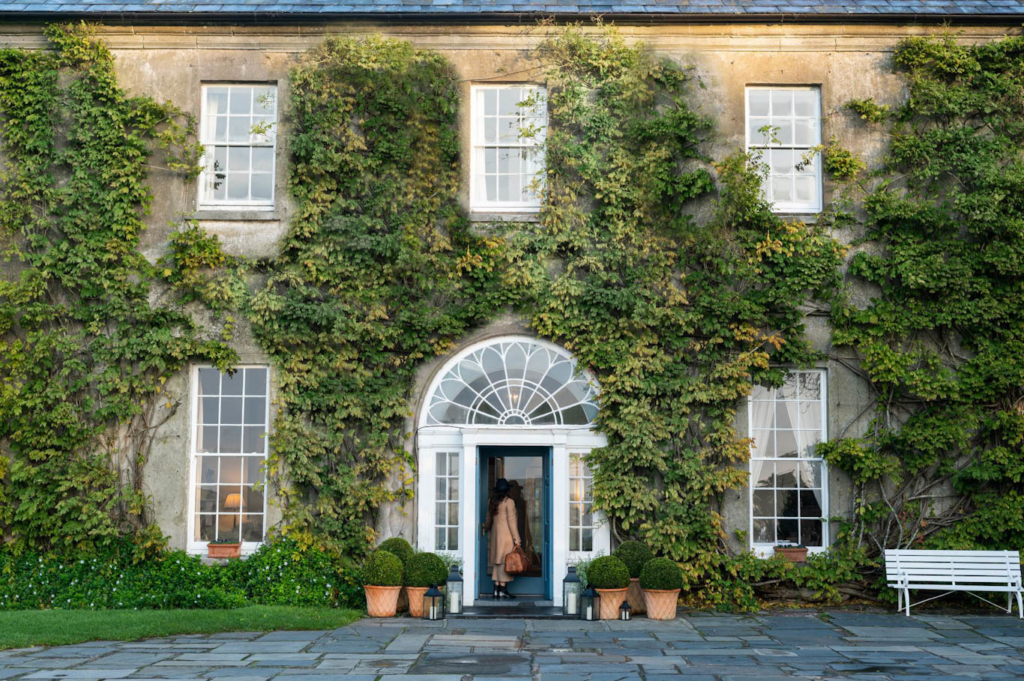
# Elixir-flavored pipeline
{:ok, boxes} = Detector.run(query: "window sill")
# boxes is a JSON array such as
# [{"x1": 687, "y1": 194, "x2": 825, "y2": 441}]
[
  {"x1": 469, "y1": 211, "x2": 541, "y2": 224},
  {"x1": 194, "y1": 209, "x2": 280, "y2": 222},
  {"x1": 773, "y1": 213, "x2": 819, "y2": 224},
  {"x1": 751, "y1": 545, "x2": 829, "y2": 558}
]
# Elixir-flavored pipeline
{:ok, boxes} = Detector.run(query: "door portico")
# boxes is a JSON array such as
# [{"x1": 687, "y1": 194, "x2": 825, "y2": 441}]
[{"x1": 415, "y1": 336, "x2": 610, "y2": 607}]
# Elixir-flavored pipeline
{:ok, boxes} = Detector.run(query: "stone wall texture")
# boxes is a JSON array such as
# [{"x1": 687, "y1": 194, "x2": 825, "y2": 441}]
[{"x1": 0, "y1": 20, "x2": 1019, "y2": 553}]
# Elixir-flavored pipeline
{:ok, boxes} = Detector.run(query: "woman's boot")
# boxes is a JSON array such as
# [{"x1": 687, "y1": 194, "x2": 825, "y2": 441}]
[
  {"x1": 501, "y1": 585, "x2": 516, "y2": 600},
  {"x1": 493, "y1": 583, "x2": 500, "y2": 599}
]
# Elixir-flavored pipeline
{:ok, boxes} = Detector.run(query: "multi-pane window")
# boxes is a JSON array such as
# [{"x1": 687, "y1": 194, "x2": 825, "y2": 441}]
[
  {"x1": 569, "y1": 454, "x2": 594, "y2": 552},
  {"x1": 435, "y1": 452, "x2": 459, "y2": 551},
  {"x1": 471, "y1": 85, "x2": 546, "y2": 211},
  {"x1": 200, "y1": 84, "x2": 277, "y2": 208},
  {"x1": 746, "y1": 87, "x2": 821, "y2": 213},
  {"x1": 192, "y1": 367, "x2": 269, "y2": 545},
  {"x1": 749, "y1": 370, "x2": 827, "y2": 549}
]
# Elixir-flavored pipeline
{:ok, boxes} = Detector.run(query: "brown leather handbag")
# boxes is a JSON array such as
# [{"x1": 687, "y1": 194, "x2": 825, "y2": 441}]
[{"x1": 504, "y1": 544, "x2": 530, "y2": 575}]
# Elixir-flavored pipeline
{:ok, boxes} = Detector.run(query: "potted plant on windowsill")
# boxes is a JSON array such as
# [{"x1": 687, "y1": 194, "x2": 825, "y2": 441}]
[
  {"x1": 774, "y1": 544, "x2": 809, "y2": 563},
  {"x1": 404, "y1": 552, "x2": 448, "y2": 617},
  {"x1": 614, "y1": 540, "x2": 653, "y2": 615},
  {"x1": 207, "y1": 538, "x2": 242, "y2": 560},
  {"x1": 640, "y1": 557, "x2": 683, "y2": 620},
  {"x1": 362, "y1": 550, "x2": 404, "y2": 617},
  {"x1": 379, "y1": 537, "x2": 415, "y2": 612},
  {"x1": 586, "y1": 556, "x2": 631, "y2": 620}
]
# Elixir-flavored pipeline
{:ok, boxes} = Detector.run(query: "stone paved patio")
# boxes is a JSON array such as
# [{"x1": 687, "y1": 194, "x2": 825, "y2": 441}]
[{"x1": 2, "y1": 611, "x2": 1023, "y2": 680}]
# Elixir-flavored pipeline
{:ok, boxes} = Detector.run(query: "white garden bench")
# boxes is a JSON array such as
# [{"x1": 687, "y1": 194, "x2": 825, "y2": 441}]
[{"x1": 884, "y1": 549, "x2": 1022, "y2": 617}]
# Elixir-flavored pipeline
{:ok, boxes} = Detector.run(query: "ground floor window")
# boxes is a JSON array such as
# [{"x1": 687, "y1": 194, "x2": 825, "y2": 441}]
[
  {"x1": 749, "y1": 369, "x2": 827, "y2": 549},
  {"x1": 191, "y1": 366, "x2": 270, "y2": 547},
  {"x1": 568, "y1": 454, "x2": 595, "y2": 552},
  {"x1": 435, "y1": 451, "x2": 460, "y2": 551}
]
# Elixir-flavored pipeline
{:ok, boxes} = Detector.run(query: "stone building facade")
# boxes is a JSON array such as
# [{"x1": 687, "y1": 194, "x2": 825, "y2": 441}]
[{"x1": 0, "y1": 0, "x2": 1021, "y2": 605}]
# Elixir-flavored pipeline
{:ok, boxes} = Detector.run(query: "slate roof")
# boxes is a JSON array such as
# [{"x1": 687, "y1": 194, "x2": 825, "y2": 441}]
[{"x1": 0, "y1": 0, "x2": 1022, "y2": 17}]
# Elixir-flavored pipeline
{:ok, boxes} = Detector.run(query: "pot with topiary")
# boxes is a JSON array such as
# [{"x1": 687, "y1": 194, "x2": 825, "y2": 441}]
[
  {"x1": 362, "y1": 550, "x2": 404, "y2": 617},
  {"x1": 613, "y1": 540, "x2": 653, "y2": 615},
  {"x1": 379, "y1": 537, "x2": 415, "y2": 612},
  {"x1": 207, "y1": 537, "x2": 242, "y2": 560},
  {"x1": 404, "y1": 552, "x2": 448, "y2": 617},
  {"x1": 640, "y1": 557, "x2": 683, "y2": 620},
  {"x1": 586, "y1": 556, "x2": 631, "y2": 620}
]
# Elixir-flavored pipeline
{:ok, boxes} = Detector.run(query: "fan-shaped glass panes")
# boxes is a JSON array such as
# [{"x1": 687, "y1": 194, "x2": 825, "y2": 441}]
[{"x1": 426, "y1": 340, "x2": 599, "y2": 426}]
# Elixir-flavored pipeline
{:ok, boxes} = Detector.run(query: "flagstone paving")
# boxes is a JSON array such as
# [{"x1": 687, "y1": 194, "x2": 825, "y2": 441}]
[{"x1": 2, "y1": 611, "x2": 1023, "y2": 680}]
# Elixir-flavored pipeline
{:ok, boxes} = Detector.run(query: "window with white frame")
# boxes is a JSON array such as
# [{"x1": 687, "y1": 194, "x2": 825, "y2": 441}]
[
  {"x1": 192, "y1": 366, "x2": 269, "y2": 546},
  {"x1": 200, "y1": 84, "x2": 277, "y2": 209},
  {"x1": 749, "y1": 370, "x2": 827, "y2": 549},
  {"x1": 471, "y1": 85, "x2": 546, "y2": 212},
  {"x1": 435, "y1": 451, "x2": 459, "y2": 551},
  {"x1": 569, "y1": 454, "x2": 594, "y2": 552},
  {"x1": 746, "y1": 87, "x2": 821, "y2": 214}
]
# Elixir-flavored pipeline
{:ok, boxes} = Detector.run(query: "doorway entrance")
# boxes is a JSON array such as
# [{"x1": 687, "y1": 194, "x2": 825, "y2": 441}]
[{"x1": 477, "y1": 445, "x2": 552, "y2": 599}]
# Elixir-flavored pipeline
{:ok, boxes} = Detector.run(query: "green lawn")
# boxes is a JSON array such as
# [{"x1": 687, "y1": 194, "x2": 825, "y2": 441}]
[{"x1": 0, "y1": 606, "x2": 362, "y2": 650}]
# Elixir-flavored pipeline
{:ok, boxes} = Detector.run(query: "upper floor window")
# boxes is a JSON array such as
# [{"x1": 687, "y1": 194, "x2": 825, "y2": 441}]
[
  {"x1": 190, "y1": 366, "x2": 270, "y2": 550},
  {"x1": 749, "y1": 370, "x2": 828, "y2": 551},
  {"x1": 746, "y1": 87, "x2": 821, "y2": 214},
  {"x1": 471, "y1": 85, "x2": 546, "y2": 213},
  {"x1": 199, "y1": 84, "x2": 277, "y2": 209}
]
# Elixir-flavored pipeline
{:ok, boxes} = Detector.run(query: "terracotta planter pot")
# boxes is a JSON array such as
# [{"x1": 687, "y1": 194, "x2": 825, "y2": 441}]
[
  {"x1": 774, "y1": 546, "x2": 809, "y2": 563},
  {"x1": 627, "y1": 578, "x2": 646, "y2": 614},
  {"x1": 406, "y1": 586, "x2": 429, "y2": 617},
  {"x1": 595, "y1": 587, "x2": 629, "y2": 620},
  {"x1": 207, "y1": 543, "x2": 241, "y2": 559},
  {"x1": 643, "y1": 588, "x2": 681, "y2": 620},
  {"x1": 364, "y1": 585, "x2": 402, "y2": 617}
]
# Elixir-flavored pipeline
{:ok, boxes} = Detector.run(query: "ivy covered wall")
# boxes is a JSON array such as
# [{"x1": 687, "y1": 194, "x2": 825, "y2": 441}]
[{"x1": 0, "y1": 21, "x2": 1022, "y2": 606}]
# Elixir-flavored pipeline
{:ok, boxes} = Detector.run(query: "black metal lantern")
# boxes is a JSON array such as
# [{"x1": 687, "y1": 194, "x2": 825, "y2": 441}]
[
  {"x1": 619, "y1": 600, "x2": 632, "y2": 621},
  {"x1": 563, "y1": 566, "x2": 582, "y2": 617},
  {"x1": 422, "y1": 583, "x2": 445, "y2": 621},
  {"x1": 579, "y1": 586, "x2": 600, "y2": 621},
  {"x1": 446, "y1": 565, "x2": 463, "y2": 615}
]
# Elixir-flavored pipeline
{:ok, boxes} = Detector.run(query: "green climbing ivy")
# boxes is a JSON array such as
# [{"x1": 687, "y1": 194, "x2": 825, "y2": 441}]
[
  {"x1": 507, "y1": 27, "x2": 845, "y2": 577},
  {"x1": 825, "y1": 34, "x2": 1024, "y2": 552},
  {"x1": 0, "y1": 24, "x2": 235, "y2": 551},
  {"x1": 247, "y1": 37, "x2": 507, "y2": 555}
]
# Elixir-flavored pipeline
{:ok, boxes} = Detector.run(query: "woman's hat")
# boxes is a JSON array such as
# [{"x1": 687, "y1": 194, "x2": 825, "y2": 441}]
[{"x1": 493, "y1": 478, "x2": 511, "y2": 493}]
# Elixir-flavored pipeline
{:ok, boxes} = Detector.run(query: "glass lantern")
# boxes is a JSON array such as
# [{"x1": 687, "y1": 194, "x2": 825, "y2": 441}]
[
  {"x1": 579, "y1": 586, "x2": 600, "y2": 621},
  {"x1": 619, "y1": 600, "x2": 632, "y2": 621},
  {"x1": 423, "y1": 583, "x2": 445, "y2": 621},
  {"x1": 563, "y1": 566, "x2": 582, "y2": 617},
  {"x1": 446, "y1": 565, "x2": 463, "y2": 615}
]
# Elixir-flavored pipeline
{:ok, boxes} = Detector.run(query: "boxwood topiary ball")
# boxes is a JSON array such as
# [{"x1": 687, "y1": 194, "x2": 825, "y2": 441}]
[
  {"x1": 613, "y1": 540, "x2": 654, "y2": 579},
  {"x1": 362, "y1": 550, "x2": 404, "y2": 587},
  {"x1": 378, "y1": 537, "x2": 415, "y2": 566},
  {"x1": 404, "y1": 552, "x2": 448, "y2": 588},
  {"x1": 586, "y1": 555, "x2": 631, "y2": 590},
  {"x1": 639, "y1": 557, "x2": 683, "y2": 591}
]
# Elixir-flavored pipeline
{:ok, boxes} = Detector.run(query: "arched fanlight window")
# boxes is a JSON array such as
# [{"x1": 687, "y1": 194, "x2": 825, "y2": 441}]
[{"x1": 425, "y1": 339, "x2": 599, "y2": 427}]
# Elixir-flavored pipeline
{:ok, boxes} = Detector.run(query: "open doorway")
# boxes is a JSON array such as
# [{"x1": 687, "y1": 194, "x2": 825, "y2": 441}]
[{"x1": 477, "y1": 446, "x2": 551, "y2": 598}]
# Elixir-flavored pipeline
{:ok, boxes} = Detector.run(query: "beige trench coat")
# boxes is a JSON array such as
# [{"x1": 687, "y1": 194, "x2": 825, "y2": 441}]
[{"x1": 487, "y1": 497, "x2": 521, "y2": 567}]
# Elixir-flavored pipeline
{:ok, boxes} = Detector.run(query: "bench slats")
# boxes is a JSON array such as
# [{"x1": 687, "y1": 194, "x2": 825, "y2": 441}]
[{"x1": 883, "y1": 549, "x2": 1022, "y2": 617}]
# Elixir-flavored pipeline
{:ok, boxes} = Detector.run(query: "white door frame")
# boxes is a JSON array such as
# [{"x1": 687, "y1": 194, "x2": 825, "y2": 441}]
[{"x1": 417, "y1": 425, "x2": 608, "y2": 607}]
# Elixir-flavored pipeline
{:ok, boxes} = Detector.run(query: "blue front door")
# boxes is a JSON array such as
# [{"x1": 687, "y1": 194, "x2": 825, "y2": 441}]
[{"x1": 478, "y1": 446, "x2": 552, "y2": 598}]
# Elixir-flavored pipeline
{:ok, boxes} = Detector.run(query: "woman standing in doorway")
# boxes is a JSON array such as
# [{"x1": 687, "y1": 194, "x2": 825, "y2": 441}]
[{"x1": 484, "y1": 478, "x2": 521, "y2": 599}]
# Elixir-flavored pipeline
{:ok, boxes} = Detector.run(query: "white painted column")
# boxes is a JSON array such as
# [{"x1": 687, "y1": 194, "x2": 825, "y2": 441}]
[
  {"x1": 551, "y1": 435, "x2": 569, "y2": 607},
  {"x1": 416, "y1": 446, "x2": 437, "y2": 552},
  {"x1": 460, "y1": 430, "x2": 479, "y2": 606}
]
